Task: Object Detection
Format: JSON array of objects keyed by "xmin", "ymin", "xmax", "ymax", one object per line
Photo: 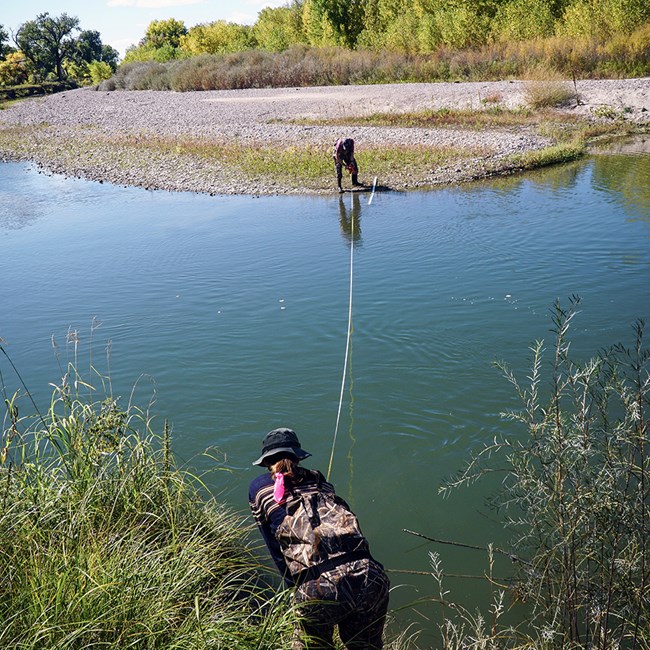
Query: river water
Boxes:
[{"xmin": 1, "ymin": 148, "xmax": 649, "ymax": 634}]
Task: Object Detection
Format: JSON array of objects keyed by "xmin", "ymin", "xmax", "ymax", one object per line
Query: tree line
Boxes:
[
  {"xmin": 0, "ymin": 13, "xmax": 118, "ymax": 87},
  {"xmin": 122, "ymin": 0, "xmax": 648, "ymax": 62},
  {"xmin": 1, "ymin": 0, "xmax": 648, "ymax": 88}
]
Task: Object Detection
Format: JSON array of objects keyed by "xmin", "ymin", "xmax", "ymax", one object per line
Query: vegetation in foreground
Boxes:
[
  {"xmin": 2, "ymin": 298, "xmax": 648, "ymax": 649},
  {"xmin": 435, "ymin": 299, "xmax": 650, "ymax": 649},
  {"xmin": 0, "ymin": 347, "xmax": 298, "ymax": 648},
  {"xmin": 0, "ymin": 336, "xmax": 417, "ymax": 649}
]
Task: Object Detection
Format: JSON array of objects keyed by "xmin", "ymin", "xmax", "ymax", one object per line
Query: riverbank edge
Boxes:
[
  {"xmin": 1, "ymin": 81, "xmax": 648, "ymax": 196},
  {"xmin": 2, "ymin": 123, "xmax": 644, "ymax": 196}
]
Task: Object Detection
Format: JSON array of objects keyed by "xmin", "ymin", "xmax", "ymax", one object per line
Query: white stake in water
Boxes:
[{"xmin": 368, "ymin": 176, "xmax": 378, "ymax": 205}]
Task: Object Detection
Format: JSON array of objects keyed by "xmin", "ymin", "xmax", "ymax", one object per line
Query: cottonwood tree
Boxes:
[
  {"xmin": 124, "ymin": 18, "xmax": 188, "ymax": 62},
  {"xmin": 180, "ymin": 21, "xmax": 253, "ymax": 55},
  {"xmin": 141, "ymin": 18, "xmax": 187, "ymax": 49},
  {"xmin": 253, "ymin": 5, "xmax": 305, "ymax": 52},
  {"xmin": 15, "ymin": 13, "xmax": 80, "ymax": 81},
  {"xmin": 303, "ymin": 0, "xmax": 366, "ymax": 47},
  {"xmin": 74, "ymin": 30, "xmax": 119, "ymax": 70},
  {"xmin": 0, "ymin": 24, "xmax": 11, "ymax": 58}
]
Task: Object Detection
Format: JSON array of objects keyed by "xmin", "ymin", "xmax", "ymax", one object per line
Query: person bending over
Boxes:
[
  {"xmin": 249, "ymin": 427, "xmax": 389, "ymax": 649},
  {"xmin": 333, "ymin": 138, "xmax": 362, "ymax": 193}
]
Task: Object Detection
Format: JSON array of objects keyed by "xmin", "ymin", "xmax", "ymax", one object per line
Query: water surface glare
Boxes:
[{"xmin": 2, "ymin": 154, "xmax": 649, "ymax": 627}]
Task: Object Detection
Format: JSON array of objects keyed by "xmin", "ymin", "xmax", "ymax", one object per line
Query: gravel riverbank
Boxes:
[{"xmin": 1, "ymin": 78, "xmax": 648, "ymax": 195}]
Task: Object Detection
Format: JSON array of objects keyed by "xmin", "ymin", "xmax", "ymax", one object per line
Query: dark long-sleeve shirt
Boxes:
[
  {"xmin": 248, "ymin": 469, "xmax": 337, "ymax": 586},
  {"xmin": 333, "ymin": 138, "xmax": 355, "ymax": 164},
  {"xmin": 249, "ymin": 473, "xmax": 292, "ymax": 583}
]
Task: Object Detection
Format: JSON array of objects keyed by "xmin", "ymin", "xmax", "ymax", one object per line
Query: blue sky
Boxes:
[{"xmin": 3, "ymin": 0, "xmax": 288, "ymax": 57}]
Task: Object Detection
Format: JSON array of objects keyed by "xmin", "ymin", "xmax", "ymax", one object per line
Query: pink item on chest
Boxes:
[{"xmin": 273, "ymin": 472, "xmax": 285, "ymax": 503}]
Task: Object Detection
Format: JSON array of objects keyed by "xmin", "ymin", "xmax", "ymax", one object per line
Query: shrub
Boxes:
[
  {"xmin": 522, "ymin": 67, "xmax": 577, "ymax": 108},
  {"xmin": 88, "ymin": 60, "xmax": 113, "ymax": 85},
  {"xmin": 442, "ymin": 299, "xmax": 650, "ymax": 647},
  {"xmin": 100, "ymin": 32, "xmax": 650, "ymax": 93},
  {"xmin": 101, "ymin": 61, "xmax": 171, "ymax": 90}
]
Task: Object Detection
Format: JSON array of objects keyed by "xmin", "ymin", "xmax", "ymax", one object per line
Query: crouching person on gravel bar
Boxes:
[{"xmin": 249, "ymin": 427, "xmax": 390, "ymax": 649}]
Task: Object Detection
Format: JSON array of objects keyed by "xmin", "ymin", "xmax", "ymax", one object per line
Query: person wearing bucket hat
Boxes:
[
  {"xmin": 249, "ymin": 427, "xmax": 389, "ymax": 650},
  {"xmin": 251, "ymin": 427, "xmax": 312, "ymax": 467}
]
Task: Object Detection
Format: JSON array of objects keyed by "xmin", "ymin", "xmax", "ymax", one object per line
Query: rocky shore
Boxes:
[{"xmin": 1, "ymin": 78, "xmax": 648, "ymax": 195}]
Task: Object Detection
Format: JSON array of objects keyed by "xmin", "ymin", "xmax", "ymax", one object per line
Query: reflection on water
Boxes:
[
  {"xmin": 478, "ymin": 157, "xmax": 585, "ymax": 196},
  {"xmin": 591, "ymin": 153, "xmax": 650, "ymax": 223},
  {"xmin": 591, "ymin": 134, "xmax": 650, "ymax": 155},
  {"xmin": 338, "ymin": 192, "xmax": 363, "ymax": 245},
  {"xmin": 0, "ymin": 165, "xmax": 43, "ymax": 230}
]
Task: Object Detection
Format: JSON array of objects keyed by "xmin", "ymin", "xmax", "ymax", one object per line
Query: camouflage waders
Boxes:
[{"xmin": 293, "ymin": 557, "xmax": 390, "ymax": 649}]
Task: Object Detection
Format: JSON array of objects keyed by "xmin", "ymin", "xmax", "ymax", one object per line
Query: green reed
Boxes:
[
  {"xmin": 0, "ymin": 338, "xmax": 416, "ymax": 649},
  {"xmin": 0, "ymin": 349, "xmax": 298, "ymax": 649}
]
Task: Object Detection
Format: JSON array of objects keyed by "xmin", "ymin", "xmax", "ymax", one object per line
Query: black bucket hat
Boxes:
[{"xmin": 252, "ymin": 428, "xmax": 312, "ymax": 467}]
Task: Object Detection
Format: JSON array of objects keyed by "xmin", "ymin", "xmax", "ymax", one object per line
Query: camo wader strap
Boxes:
[{"xmin": 291, "ymin": 549, "xmax": 372, "ymax": 587}]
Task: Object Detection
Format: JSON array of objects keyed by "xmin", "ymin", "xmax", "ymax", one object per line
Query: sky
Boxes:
[{"xmin": 2, "ymin": 0, "xmax": 288, "ymax": 58}]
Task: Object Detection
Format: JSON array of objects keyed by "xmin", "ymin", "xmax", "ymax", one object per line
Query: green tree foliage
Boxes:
[
  {"xmin": 123, "ymin": 18, "xmax": 188, "ymax": 63},
  {"xmin": 491, "ymin": 0, "xmax": 556, "ymax": 40},
  {"xmin": 74, "ymin": 30, "xmax": 119, "ymax": 70},
  {"xmin": 180, "ymin": 21, "xmax": 253, "ymax": 55},
  {"xmin": 360, "ymin": 0, "xmax": 496, "ymax": 51},
  {"xmin": 142, "ymin": 18, "xmax": 188, "ymax": 49},
  {"xmin": 302, "ymin": 0, "xmax": 366, "ymax": 47},
  {"xmin": 74, "ymin": 29, "xmax": 104, "ymax": 65},
  {"xmin": 559, "ymin": 0, "xmax": 650, "ymax": 39},
  {"xmin": 87, "ymin": 60, "xmax": 114, "ymax": 84},
  {"xmin": 0, "ymin": 24, "xmax": 12, "ymax": 58},
  {"xmin": 435, "ymin": 4, "xmax": 491, "ymax": 48},
  {"xmin": 15, "ymin": 12, "xmax": 80, "ymax": 82},
  {"xmin": 253, "ymin": 4, "xmax": 305, "ymax": 51},
  {"xmin": 0, "ymin": 51, "xmax": 29, "ymax": 86},
  {"xmin": 123, "ymin": 43, "xmax": 179, "ymax": 64},
  {"xmin": 115, "ymin": 0, "xmax": 648, "ymax": 68},
  {"xmin": 301, "ymin": 0, "xmax": 336, "ymax": 45},
  {"xmin": 65, "ymin": 30, "xmax": 120, "ymax": 83}
]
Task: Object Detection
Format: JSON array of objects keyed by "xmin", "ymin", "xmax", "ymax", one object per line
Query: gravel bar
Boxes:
[{"xmin": 1, "ymin": 78, "xmax": 648, "ymax": 195}]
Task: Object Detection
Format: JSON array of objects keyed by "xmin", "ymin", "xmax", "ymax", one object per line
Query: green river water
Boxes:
[{"xmin": 1, "ymin": 146, "xmax": 649, "ymax": 636}]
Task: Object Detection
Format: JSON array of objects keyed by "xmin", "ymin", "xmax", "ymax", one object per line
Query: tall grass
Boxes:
[
  {"xmin": 0, "ymin": 338, "xmax": 418, "ymax": 649},
  {"xmin": 522, "ymin": 67, "xmax": 577, "ymax": 109},
  {"xmin": 0, "ymin": 346, "xmax": 297, "ymax": 649},
  {"xmin": 99, "ymin": 26, "xmax": 650, "ymax": 92}
]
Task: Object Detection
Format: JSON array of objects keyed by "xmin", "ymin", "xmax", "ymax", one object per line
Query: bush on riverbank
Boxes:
[
  {"xmin": 0, "ymin": 353, "xmax": 295, "ymax": 649},
  {"xmin": 100, "ymin": 26, "xmax": 650, "ymax": 92},
  {"xmin": 438, "ymin": 299, "xmax": 650, "ymax": 648}
]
